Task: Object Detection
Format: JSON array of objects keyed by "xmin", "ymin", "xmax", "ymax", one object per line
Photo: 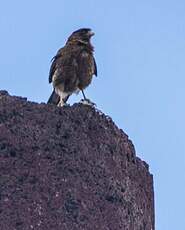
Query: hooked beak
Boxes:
[{"xmin": 88, "ymin": 30, "xmax": 95, "ymax": 37}]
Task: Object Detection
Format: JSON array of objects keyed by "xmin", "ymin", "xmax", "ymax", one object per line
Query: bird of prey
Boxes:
[{"xmin": 47, "ymin": 28, "xmax": 97, "ymax": 106}]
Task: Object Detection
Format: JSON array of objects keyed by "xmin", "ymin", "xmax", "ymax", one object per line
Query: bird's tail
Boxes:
[{"xmin": 47, "ymin": 90, "xmax": 60, "ymax": 105}]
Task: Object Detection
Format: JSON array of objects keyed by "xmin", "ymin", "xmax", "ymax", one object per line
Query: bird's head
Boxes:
[{"xmin": 67, "ymin": 28, "xmax": 95, "ymax": 44}]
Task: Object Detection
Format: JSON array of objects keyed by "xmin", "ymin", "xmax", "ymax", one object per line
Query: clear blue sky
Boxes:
[{"xmin": 1, "ymin": 1, "xmax": 184, "ymax": 229}]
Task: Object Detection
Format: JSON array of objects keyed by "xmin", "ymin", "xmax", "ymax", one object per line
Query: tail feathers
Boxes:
[{"xmin": 47, "ymin": 90, "xmax": 60, "ymax": 105}]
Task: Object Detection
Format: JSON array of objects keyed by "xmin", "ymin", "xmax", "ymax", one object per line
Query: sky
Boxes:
[{"xmin": 0, "ymin": 0, "xmax": 185, "ymax": 229}]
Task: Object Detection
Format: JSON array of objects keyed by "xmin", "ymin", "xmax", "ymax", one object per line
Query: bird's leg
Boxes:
[
  {"xmin": 81, "ymin": 90, "xmax": 87, "ymax": 100},
  {"xmin": 63, "ymin": 95, "xmax": 70, "ymax": 104},
  {"xmin": 57, "ymin": 93, "xmax": 70, "ymax": 107},
  {"xmin": 57, "ymin": 99, "xmax": 65, "ymax": 107}
]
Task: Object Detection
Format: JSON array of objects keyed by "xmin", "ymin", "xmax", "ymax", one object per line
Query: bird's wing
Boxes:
[
  {"xmin": 48, "ymin": 54, "xmax": 60, "ymax": 83},
  {"xmin": 49, "ymin": 46, "xmax": 81, "ymax": 92},
  {"xmin": 77, "ymin": 50, "xmax": 97, "ymax": 78},
  {"xmin": 93, "ymin": 56, "xmax": 97, "ymax": 77},
  {"xmin": 49, "ymin": 48, "xmax": 65, "ymax": 83}
]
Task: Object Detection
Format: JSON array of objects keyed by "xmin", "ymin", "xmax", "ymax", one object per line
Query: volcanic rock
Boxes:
[{"xmin": 0, "ymin": 91, "xmax": 154, "ymax": 230}]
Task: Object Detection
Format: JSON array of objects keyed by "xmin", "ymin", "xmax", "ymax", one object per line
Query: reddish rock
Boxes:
[{"xmin": 0, "ymin": 91, "xmax": 154, "ymax": 230}]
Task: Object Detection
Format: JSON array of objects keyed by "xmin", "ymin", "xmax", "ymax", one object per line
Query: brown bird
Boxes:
[{"xmin": 47, "ymin": 28, "xmax": 97, "ymax": 106}]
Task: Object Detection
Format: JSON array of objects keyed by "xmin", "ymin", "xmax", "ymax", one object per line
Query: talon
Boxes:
[{"xmin": 80, "ymin": 99, "xmax": 96, "ymax": 107}]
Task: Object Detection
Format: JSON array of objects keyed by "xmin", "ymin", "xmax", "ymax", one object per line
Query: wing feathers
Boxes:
[
  {"xmin": 49, "ymin": 55, "xmax": 60, "ymax": 83},
  {"xmin": 49, "ymin": 45, "xmax": 97, "ymax": 92},
  {"xmin": 93, "ymin": 57, "xmax": 97, "ymax": 76}
]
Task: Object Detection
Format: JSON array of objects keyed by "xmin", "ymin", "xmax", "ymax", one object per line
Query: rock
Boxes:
[{"xmin": 0, "ymin": 91, "xmax": 155, "ymax": 230}]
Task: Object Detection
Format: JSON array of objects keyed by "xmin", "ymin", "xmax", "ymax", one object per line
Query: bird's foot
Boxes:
[
  {"xmin": 80, "ymin": 99, "xmax": 96, "ymax": 107},
  {"xmin": 57, "ymin": 101, "xmax": 70, "ymax": 107},
  {"xmin": 63, "ymin": 103, "xmax": 70, "ymax": 107}
]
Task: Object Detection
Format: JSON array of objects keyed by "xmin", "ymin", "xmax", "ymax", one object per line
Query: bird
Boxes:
[{"xmin": 47, "ymin": 28, "xmax": 97, "ymax": 106}]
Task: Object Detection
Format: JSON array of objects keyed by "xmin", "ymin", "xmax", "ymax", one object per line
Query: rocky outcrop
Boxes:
[{"xmin": 0, "ymin": 91, "xmax": 154, "ymax": 230}]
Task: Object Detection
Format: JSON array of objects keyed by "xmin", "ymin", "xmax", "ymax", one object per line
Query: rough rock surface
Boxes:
[{"xmin": 0, "ymin": 91, "xmax": 154, "ymax": 230}]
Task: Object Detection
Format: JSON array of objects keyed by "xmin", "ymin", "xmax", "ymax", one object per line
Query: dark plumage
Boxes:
[{"xmin": 47, "ymin": 28, "xmax": 97, "ymax": 106}]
